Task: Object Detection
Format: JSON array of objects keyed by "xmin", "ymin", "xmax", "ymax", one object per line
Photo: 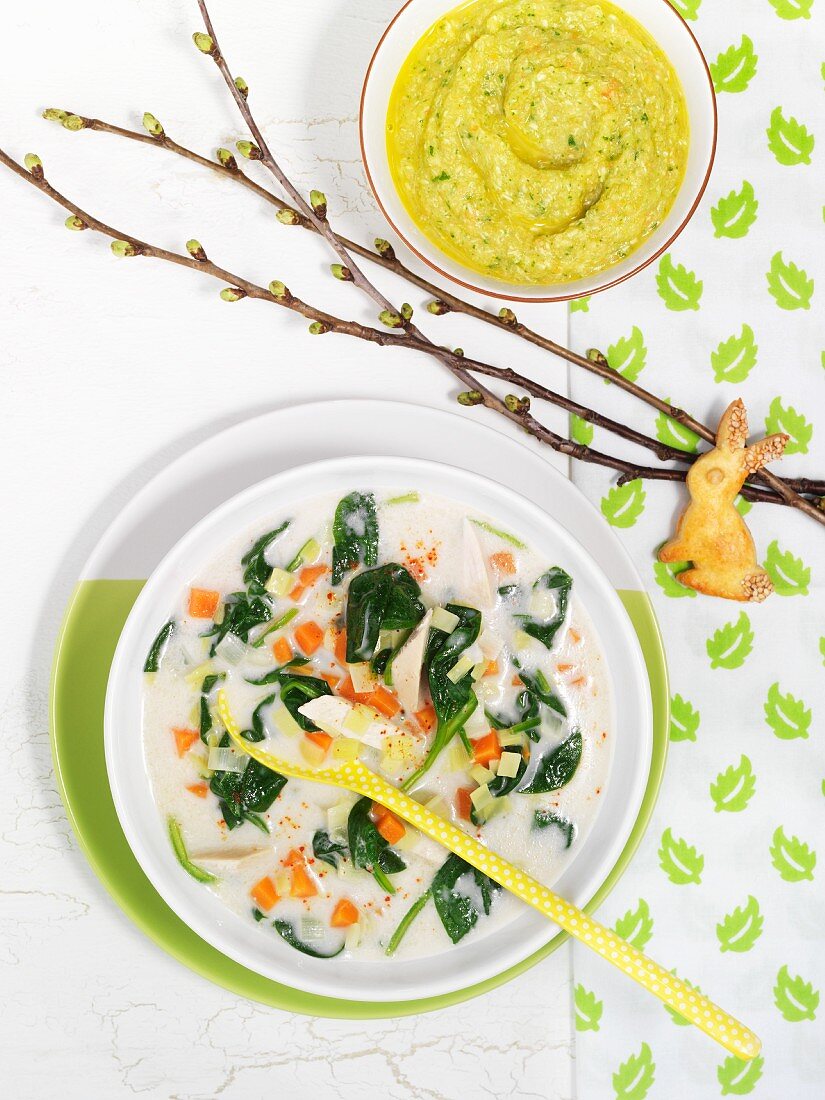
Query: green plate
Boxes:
[{"xmin": 50, "ymin": 577, "xmax": 668, "ymax": 1018}]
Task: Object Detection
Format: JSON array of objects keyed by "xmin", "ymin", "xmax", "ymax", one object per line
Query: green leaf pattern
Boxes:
[{"xmin": 568, "ymin": 5, "xmax": 822, "ymax": 1091}]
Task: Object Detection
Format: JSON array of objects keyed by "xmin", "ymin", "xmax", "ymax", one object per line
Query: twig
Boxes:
[
  {"xmin": 190, "ymin": 1, "xmax": 825, "ymax": 527},
  {"xmin": 56, "ymin": 109, "xmax": 825, "ymax": 505},
  {"xmin": 0, "ymin": 146, "xmax": 797, "ymax": 510}
]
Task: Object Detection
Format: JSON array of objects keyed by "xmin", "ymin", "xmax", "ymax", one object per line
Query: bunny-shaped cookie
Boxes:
[{"xmin": 659, "ymin": 399, "xmax": 788, "ymax": 602}]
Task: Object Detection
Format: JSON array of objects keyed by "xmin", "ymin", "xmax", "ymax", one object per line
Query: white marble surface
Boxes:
[{"xmin": 1, "ymin": 2, "xmax": 577, "ymax": 1096}]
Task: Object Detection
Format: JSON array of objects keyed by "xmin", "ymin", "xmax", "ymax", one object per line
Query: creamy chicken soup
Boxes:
[{"xmin": 142, "ymin": 489, "xmax": 613, "ymax": 960}]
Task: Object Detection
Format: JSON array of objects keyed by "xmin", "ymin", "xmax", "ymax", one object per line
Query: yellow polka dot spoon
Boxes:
[{"xmin": 219, "ymin": 692, "xmax": 760, "ymax": 1060}]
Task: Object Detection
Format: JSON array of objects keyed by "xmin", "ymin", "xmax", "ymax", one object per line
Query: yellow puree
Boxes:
[{"xmin": 387, "ymin": 0, "xmax": 689, "ymax": 285}]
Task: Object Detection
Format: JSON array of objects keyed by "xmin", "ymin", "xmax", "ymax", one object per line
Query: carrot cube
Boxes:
[
  {"xmin": 455, "ymin": 787, "xmax": 474, "ymax": 822},
  {"xmin": 299, "ymin": 564, "xmax": 328, "ymax": 587},
  {"xmin": 484, "ymin": 661, "xmax": 499, "ymax": 678},
  {"xmin": 376, "ymin": 811, "xmax": 406, "ymax": 846},
  {"xmin": 367, "ymin": 686, "xmax": 401, "ymax": 719},
  {"xmin": 472, "ymin": 731, "xmax": 502, "ymax": 766},
  {"xmin": 294, "ymin": 620, "xmax": 324, "ymax": 655},
  {"xmin": 334, "ymin": 629, "xmax": 348, "ymax": 666},
  {"xmin": 290, "ymin": 862, "xmax": 318, "ymax": 898},
  {"xmin": 186, "ymin": 782, "xmax": 209, "ymax": 798},
  {"xmin": 319, "ymin": 671, "xmax": 340, "ymax": 690},
  {"xmin": 251, "ymin": 875, "xmax": 279, "ymax": 911},
  {"xmin": 414, "ymin": 704, "xmax": 436, "ymax": 733},
  {"xmin": 172, "ymin": 727, "xmax": 199, "ymax": 757},
  {"xmin": 330, "ymin": 898, "xmax": 359, "ymax": 927},
  {"xmin": 188, "ymin": 587, "xmax": 220, "ymax": 618},
  {"xmin": 490, "ymin": 551, "xmax": 516, "ymax": 574},
  {"xmin": 272, "ymin": 636, "xmax": 293, "ymax": 665},
  {"xmin": 304, "ymin": 730, "xmax": 333, "ymax": 754}
]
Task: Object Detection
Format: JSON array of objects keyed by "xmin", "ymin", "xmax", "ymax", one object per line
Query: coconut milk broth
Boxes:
[{"xmin": 142, "ymin": 489, "xmax": 613, "ymax": 959}]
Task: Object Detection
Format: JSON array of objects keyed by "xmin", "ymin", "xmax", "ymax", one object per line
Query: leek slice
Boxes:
[{"xmin": 167, "ymin": 817, "xmax": 217, "ymax": 884}]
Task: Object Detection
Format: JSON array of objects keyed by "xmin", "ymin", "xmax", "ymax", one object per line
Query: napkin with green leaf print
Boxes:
[{"xmin": 567, "ymin": 2, "xmax": 823, "ymax": 1096}]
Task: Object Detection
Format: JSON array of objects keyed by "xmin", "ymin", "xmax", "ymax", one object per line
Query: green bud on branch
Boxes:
[
  {"xmin": 586, "ymin": 347, "xmax": 609, "ymax": 368},
  {"xmin": 142, "ymin": 112, "xmax": 164, "ymax": 138},
  {"xmin": 186, "ymin": 239, "xmax": 207, "ymax": 261},
  {"xmin": 216, "ymin": 147, "xmax": 237, "ymax": 170},
  {"xmin": 111, "ymin": 240, "xmax": 141, "ymax": 258},
  {"xmin": 268, "ymin": 280, "xmax": 292, "ymax": 302},
  {"xmin": 65, "ymin": 215, "xmax": 86, "ymax": 231},
  {"xmin": 374, "ymin": 238, "xmax": 395, "ymax": 261},
  {"xmin": 309, "ymin": 321, "xmax": 330, "ymax": 335},
  {"xmin": 62, "ymin": 114, "xmax": 86, "ymax": 132},
  {"xmin": 453, "ymin": 347, "xmax": 464, "ymax": 357},
  {"xmin": 426, "ymin": 299, "xmax": 451, "ymax": 316},
  {"xmin": 457, "ymin": 390, "xmax": 484, "ymax": 407},
  {"xmin": 220, "ymin": 287, "xmax": 246, "ymax": 302},
  {"xmin": 24, "ymin": 153, "xmax": 44, "ymax": 180},
  {"xmin": 378, "ymin": 310, "xmax": 403, "ymax": 329},
  {"xmin": 498, "ymin": 307, "xmax": 518, "ymax": 327},
  {"xmin": 236, "ymin": 140, "xmax": 261, "ymax": 161},
  {"xmin": 309, "ymin": 190, "xmax": 327, "ymax": 220},
  {"xmin": 504, "ymin": 394, "xmax": 531, "ymax": 415},
  {"xmin": 234, "ymin": 76, "xmax": 249, "ymax": 100},
  {"xmin": 42, "ymin": 108, "xmax": 69, "ymax": 123},
  {"xmin": 276, "ymin": 207, "xmax": 301, "ymax": 226},
  {"xmin": 330, "ymin": 264, "xmax": 352, "ymax": 282},
  {"xmin": 400, "ymin": 303, "xmax": 413, "ymax": 321},
  {"xmin": 192, "ymin": 32, "xmax": 215, "ymax": 54}
]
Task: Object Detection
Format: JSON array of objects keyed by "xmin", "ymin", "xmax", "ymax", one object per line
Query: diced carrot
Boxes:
[
  {"xmin": 250, "ymin": 875, "xmax": 279, "ymax": 911},
  {"xmin": 512, "ymin": 675, "xmax": 522, "ymax": 687},
  {"xmin": 294, "ymin": 620, "xmax": 324, "ymax": 655},
  {"xmin": 456, "ymin": 787, "xmax": 474, "ymax": 822},
  {"xmin": 186, "ymin": 782, "xmax": 209, "ymax": 798},
  {"xmin": 188, "ymin": 587, "xmax": 220, "ymax": 618},
  {"xmin": 570, "ymin": 676, "xmax": 587, "ymax": 687},
  {"xmin": 305, "ymin": 730, "xmax": 333, "ymax": 754},
  {"xmin": 330, "ymin": 898, "xmax": 359, "ymax": 927},
  {"xmin": 272, "ymin": 636, "xmax": 293, "ymax": 665},
  {"xmin": 172, "ymin": 727, "xmax": 199, "ymax": 757},
  {"xmin": 288, "ymin": 583, "xmax": 306, "ymax": 602},
  {"xmin": 299, "ymin": 564, "xmax": 328, "ymax": 587},
  {"xmin": 334, "ymin": 629, "xmax": 348, "ymax": 665},
  {"xmin": 484, "ymin": 660, "xmax": 499, "ymax": 678},
  {"xmin": 337, "ymin": 674, "xmax": 357, "ymax": 702},
  {"xmin": 472, "ymin": 731, "xmax": 502, "ymax": 766},
  {"xmin": 367, "ymin": 686, "xmax": 401, "ymax": 719},
  {"xmin": 284, "ymin": 848, "xmax": 304, "ymax": 866},
  {"xmin": 371, "ymin": 802, "xmax": 389, "ymax": 823},
  {"xmin": 376, "ymin": 811, "xmax": 406, "ymax": 846},
  {"xmin": 557, "ymin": 663, "xmax": 574, "ymax": 673},
  {"xmin": 414, "ymin": 704, "xmax": 436, "ymax": 732},
  {"xmin": 319, "ymin": 670, "xmax": 340, "ymax": 690},
  {"xmin": 490, "ymin": 551, "xmax": 516, "ymax": 574},
  {"xmin": 290, "ymin": 862, "xmax": 318, "ymax": 898},
  {"xmin": 569, "ymin": 628, "xmax": 582, "ymax": 644}
]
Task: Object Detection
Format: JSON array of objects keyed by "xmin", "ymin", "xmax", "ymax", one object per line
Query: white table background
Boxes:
[{"xmin": 1, "ymin": 1, "xmax": 579, "ymax": 1096}]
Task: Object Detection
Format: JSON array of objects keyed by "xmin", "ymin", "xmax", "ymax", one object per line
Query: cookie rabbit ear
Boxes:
[
  {"xmin": 744, "ymin": 433, "xmax": 789, "ymax": 474},
  {"xmin": 715, "ymin": 399, "xmax": 749, "ymax": 452}
]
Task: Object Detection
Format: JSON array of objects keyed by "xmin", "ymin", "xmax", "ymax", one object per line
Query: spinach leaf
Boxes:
[
  {"xmin": 244, "ymin": 655, "xmax": 309, "ymax": 685},
  {"xmin": 144, "ymin": 619, "xmax": 175, "ymax": 673},
  {"xmin": 345, "ymin": 563, "xmax": 425, "ymax": 663},
  {"xmin": 199, "ymin": 672, "xmax": 226, "ymax": 743},
  {"xmin": 534, "ymin": 809, "xmax": 576, "ymax": 848},
  {"xmin": 431, "ymin": 853, "xmax": 501, "ymax": 944},
  {"xmin": 516, "ymin": 567, "xmax": 572, "ymax": 651},
  {"xmin": 209, "ymin": 726, "xmax": 286, "ymax": 829},
  {"xmin": 518, "ymin": 668, "xmax": 567, "ymax": 718},
  {"xmin": 347, "ymin": 796, "xmax": 406, "ymax": 894},
  {"xmin": 241, "ymin": 521, "xmax": 289, "ymax": 594},
  {"xmin": 312, "ymin": 829, "xmax": 348, "ymax": 870},
  {"xmin": 518, "ymin": 728, "xmax": 582, "ymax": 795},
  {"xmin": 272, "ymin": 919, "xmax": 344, "ymax": 958},
  {"xmin": 402, "ymin": 604, "xmax": 481, "ymax": 789},
  {"xmin": 203, "ymin": 591, "xmax": 272, "ymax": 655},
  {"xmin": 331, "ymin": 491, "xmax": 378, "ymax": 585},
  {"xmin": 277, "ymin": 674, "xmax": 332, "ymax": 731}
]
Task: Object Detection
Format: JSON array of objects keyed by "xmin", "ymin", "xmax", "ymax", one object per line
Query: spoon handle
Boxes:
[{"xmin": 349, "ymin": 762, "xmax": 761, "ymax": 1062}]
